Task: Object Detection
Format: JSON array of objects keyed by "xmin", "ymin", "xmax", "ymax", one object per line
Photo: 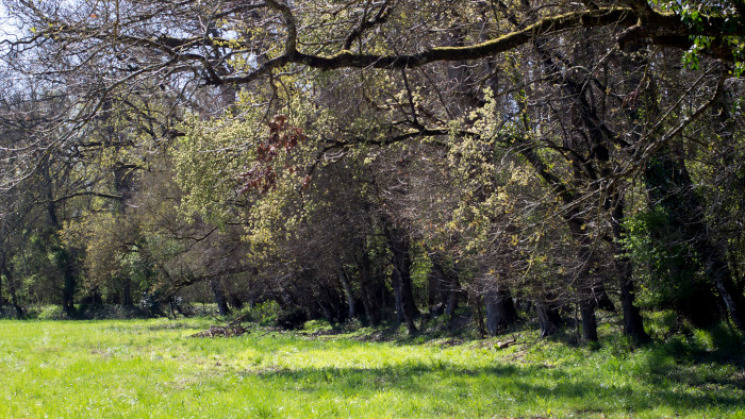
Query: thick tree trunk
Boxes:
[
  {"xmin": 580, "ymin": 299, "xmax": 598, "ymax": 343},
  {"xmin": 618, "ymin": 257, "xmax": 650, "ymax": 342},
  {"xmin": 536, "ymin": 300, "xmax": 561, "ymax": 338},
  {"xmin": 484, "ymin": 286, "xmax": 518, "ymax": 336},
  {"xmin": 210, "ymin": 278, "xmax": 230, "ymax": 316}
]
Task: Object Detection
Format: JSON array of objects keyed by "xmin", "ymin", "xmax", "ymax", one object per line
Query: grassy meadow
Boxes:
[{"xmin": 0, "ymin": 318, "xmax": 744, "ymax": 418}]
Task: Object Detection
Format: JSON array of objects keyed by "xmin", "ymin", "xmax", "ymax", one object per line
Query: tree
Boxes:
[{"xmin": 2, "ymin": 0, "xmax": 744, "ymax": 338}]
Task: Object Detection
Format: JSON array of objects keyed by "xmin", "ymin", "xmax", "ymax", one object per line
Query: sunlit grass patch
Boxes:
[{"xmin": 0, "ymin": 318, "xmax": 743, "ymax": 417}]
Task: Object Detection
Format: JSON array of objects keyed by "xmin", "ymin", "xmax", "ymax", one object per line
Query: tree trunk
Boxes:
[
  {"xmin": 210, "ymin": 278, "xmax": 230, "ymax": 316},
  {"xmin": 0, "ymin": 264, "xmax": 3, "ymax": 315},
  {"xmin": 384, "ymin": 218, "xmax": 419, "ymax": 334},
  {"xmin": 618, "ymin": 257, "xmax": 650, "ymax": 342},
  {"xmin": 446, "ymin": 282, "xmax": 459, "ymax": 317},
  {"xmin": 427, "ymin": 268, "xmax": 443, "ymax": 316},
  {"xmin": 390, "ymin": 263, "xmax": 417, "ymax": 334},
  {"xmin": 337, "ymin": 264, "xmax": 356, "ymax": 320},
  {"xmin": 358, "ymin": 250, "xmax": 382, "ymax": 326},
  {"xmin": 710, "ymin": 255, "xmax": 745, "ymax": 332},
  {"xmin": 391, "ymin": 270, "xmax": 405, "ymax": 324},
  {"xmin": 431, "ymin": 254, "xmax": 460, "ymax": 317},
  {"xmin": 580, "ymin": 299, "xmax": 598, "ymax": 343},
  {"xmin": 485, "ymin": 286, "xmax": 518, "ymax": 336},
  {"xmin": 474, "ymin": 294, "xmax": 487, "ymax": 338},
  {"xmin": 59, "ymin": 249, "xmax": 77, "ymax": 318},
  {"xmin": 121, "ymin": 277, "xmax": 134, "ymax": 307},
  {"xmin": 536, "ymin": 300, "xmax": 561, "ymax": 338},
  {"xmin": 0, "ymin": 254, "xmax": 24, "ymax": 319},
  {"xmin": 612, "ymin": 203, "xmax": 650, "ymax": 343}
]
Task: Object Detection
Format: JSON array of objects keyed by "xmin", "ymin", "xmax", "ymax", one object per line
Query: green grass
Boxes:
[{"xmin": 0, "ymin": 318, "xmax": 743, "ymax": 418}]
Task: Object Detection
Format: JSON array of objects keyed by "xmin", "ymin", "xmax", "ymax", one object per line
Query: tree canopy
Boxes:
[{"xmin": 0, "ymin": 0, "xmax": 744, "ymax": 343}]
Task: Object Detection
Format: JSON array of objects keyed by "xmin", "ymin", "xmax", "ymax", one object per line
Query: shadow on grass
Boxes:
[{"xmin": 234, "ymin": 358, "xmax": 744, "ymax": 415}]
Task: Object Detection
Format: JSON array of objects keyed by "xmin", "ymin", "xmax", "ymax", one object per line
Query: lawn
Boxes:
[{"xmin": 0, "ymin": 318, "xmax": 743, "ymax": 418}]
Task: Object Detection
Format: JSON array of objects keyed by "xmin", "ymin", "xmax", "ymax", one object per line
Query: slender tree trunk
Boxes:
[
  {"xmin": 431, "ymin": 254, "xmax": 460, "ymax": 317},
  {"xmin": 337, "ymin": 264, "xmax": 356, "ymax": 320},
  {"xmin": 612, "ymin": 203, "xmax": 650, "ymax": 343},
  {"xmin": 391, "ymin": 269, "xmax": 405, "ymax": 323},
  {"xmin": 709, "ymin": 253, "xmax": 745, "ymax": 332},
  {"xmin": 59, "ymin": 249, "xmax": 77, "ymax": 318},
  {"xmin": 427, "ymin": 269, "xmax": 442, "ymax": 316},
  {"xmin": 0, "ymin": 255, "xmax": 23, "ymax": 319},
  {"xmin": 474, "ymin": 294, "xmax": 487, "ymax": 337},
  {"xmin": 390, "ymin": 264, "xmax": 417, "ymax": 333},
  {"xmin": 121, "ymin": 277, "xmax": 134, "ymax": 307},
  {"xmin": 0, "ymin": 264, "xmax": 3, "ymax": 315},
  {"xmin": 446, "ymin": 282, "xmax": 459, "ymax": 317},
  {"xmin": 383, "ymin": 218, "xmax": 419, "ymax": 334},
  {"xmin": 358, "ymin": 250, "xmax": 381, "ymax": 326},
  {"xmin": 572, "ymin": 224, "xmax": 600, "ymax": 343}
]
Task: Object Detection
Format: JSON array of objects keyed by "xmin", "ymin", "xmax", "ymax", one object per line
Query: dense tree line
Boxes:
[{"xmin": 1, "ymin": 0, "xmax": 744, "ymax": 343}]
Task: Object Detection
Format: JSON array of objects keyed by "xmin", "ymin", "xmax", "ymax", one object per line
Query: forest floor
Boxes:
[{"xmin": 0, "ymin": 317, "xmax": 743, "ymax": 418}]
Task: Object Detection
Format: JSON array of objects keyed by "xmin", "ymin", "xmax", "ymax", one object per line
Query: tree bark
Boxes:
[
  {"xmin": 485, "ymin": 286, "xmax": 518, "ymax": 336},
  {"xmin": 121, "ymin": 277, "xmax": 134, "ymax": 307},
  {"xmin": 0, "ymin": 263, "xmax": 3, "ymax": 314},
  {"xmin": 59, "ymin": 249, "xmax": 77, "ymax": 318},
  {"xmin": 337, "ymin": 264, "xmax": 356, "ymax": 320},
  {"xmin": 536, "ymin": 299, "xmax": 561, "ymax": 338},
  {"xmin": 210, "ymin": 278, "xmax": 230, "ymax": 316},
  {"xmin": 580, "ymin": 299, "xmax": 598, "ymax": 343},
  {"xmin": 357, "ymin": 248, "xmax": 383, "ymax": 326},
  {"xmin": 0, "ymin": 254, "xmax": 24, "ymax": 319},
  {"xmin": 430, "ymin": 254, "xmax": 460, "ymax": 317},
  {"xmin": 383, "ymin": 218, "xmax": 419, "ymax": 334},
  {"xmin": 612, "ymin": 203, "xmax": 650, "ymax": 343}
]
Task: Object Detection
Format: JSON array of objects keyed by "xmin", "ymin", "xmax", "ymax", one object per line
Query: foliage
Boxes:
[
  {"xmin": 2, "ymin": 0, "xmax": 745, "ymax": 342},
  {"xmin": 621, "ymin": 208, "xmax": 702, "ymax": 308}
]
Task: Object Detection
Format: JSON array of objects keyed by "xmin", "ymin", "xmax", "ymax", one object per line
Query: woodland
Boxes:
[{"xmin": 1, "ymin": 0, "xmax": 745, "ymax": 348}]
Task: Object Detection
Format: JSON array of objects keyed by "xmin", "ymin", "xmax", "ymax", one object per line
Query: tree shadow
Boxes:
[{"xmin": 232, "ymin": 357, "xmax": 745, "ymax": 415}]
